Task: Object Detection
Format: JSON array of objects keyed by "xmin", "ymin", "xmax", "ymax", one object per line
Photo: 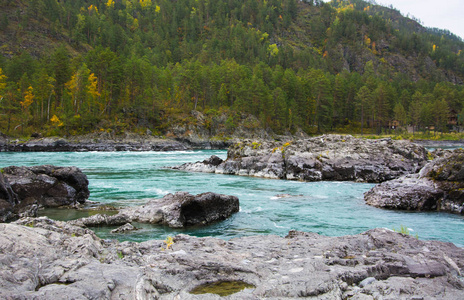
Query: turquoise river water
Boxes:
[{"xmin": 1, "ymin": 150, "xmax": 463, "ymax": 246}]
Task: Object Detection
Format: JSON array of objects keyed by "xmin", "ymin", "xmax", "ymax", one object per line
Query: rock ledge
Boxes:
[
  {"xmin": 1, "ymin": 218, "xmax": 463, "ymax": 299},
  {"xmin": 365, "ymin": 149, "xmax": 464, "ymax": 213}
]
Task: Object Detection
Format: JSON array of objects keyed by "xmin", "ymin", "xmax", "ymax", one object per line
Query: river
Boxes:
[{"xmin": 1, "ymin": 150, "xmax": 463, "ymax": 246}]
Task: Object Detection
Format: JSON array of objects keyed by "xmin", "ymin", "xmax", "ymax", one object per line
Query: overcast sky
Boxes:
[{"xmin": 322, "ymin": 0, "xmax": 464, "ymax": 40}]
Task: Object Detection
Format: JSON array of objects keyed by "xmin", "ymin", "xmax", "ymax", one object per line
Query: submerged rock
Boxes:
[
  {"xmin": 174, "ymin": 135, "xmax": 428, "ymax": 183},
  {"xmin": 0, "ymin": 165, "xmax": 89, "ymax": 222},
  {"xmin": 365, "ymin": 149, "xmax": 464, "ymax": 213},
  {"xmin": 72, "ymin": 192, "xmax": 240, "ymax": 228},
  {"xmin": 2, "ymin": 218, "xmax": 463, "ymax": 299}
]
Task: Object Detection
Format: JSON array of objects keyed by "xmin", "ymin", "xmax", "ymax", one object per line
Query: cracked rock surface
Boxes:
[{"xmin": 1, "ymin": 217, "xmax": 463, "ymax": 299}]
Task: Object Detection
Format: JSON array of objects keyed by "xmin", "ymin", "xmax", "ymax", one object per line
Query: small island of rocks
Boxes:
[{"xmin": 174, "ymin": 135, "xmax": 429, "ymax": 183}]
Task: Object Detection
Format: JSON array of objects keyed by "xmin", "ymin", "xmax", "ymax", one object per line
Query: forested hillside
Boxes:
[{"xmin": 0, "ymin": 0, "xmax": 463, "ymax": 137}]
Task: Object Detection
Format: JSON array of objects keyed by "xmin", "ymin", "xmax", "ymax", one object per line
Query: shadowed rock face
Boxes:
[
  {"xmin": 365, "ymin": 149, "xmax": 464, "ymax": 213},
  {"xmin": 174, "ymin": 135, "xmax": 429, "ymax": 183},
  {"xmin": 0, "ymin": 165, "xmax": 89, "ymax": 222},
  {"xmin": 2, "ymin": 217, "xmax": 464, "ymax": 299},
  {"xmin": 71, "ymin": 192, "xmax": 240, "ymax": 228}
]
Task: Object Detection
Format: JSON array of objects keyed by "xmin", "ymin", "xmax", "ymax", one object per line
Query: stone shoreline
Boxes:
[
  {"xmin": 0, "ymin": 133, "xmax": 231, "ymax": 152},
  {"xmin": 1, "ymin": 217, "xmax": 463, "ymax": 299},
  {"xmin": 1, "ymin": 133, "xmax": 462, "ymax": 153}
]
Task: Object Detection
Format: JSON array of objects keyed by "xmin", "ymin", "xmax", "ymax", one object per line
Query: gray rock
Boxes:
[
  {"xmin": 1, "ymin": 219, "xmax": 463, "ymax": 299},
  {"xmin": 72, "ymin": 192, "xmax": 240, "ymax": 228},
  {"xmin": 0, "ymin": 165, "xmax": 90, "ymax": 222},
  {"xmin": 358, "ymin": 277, "xmax": 376, "ymax": 288},
  {"xmin": 111, "ymin": 223, "xmax": 139, "ymax": 233},
  {"xmin": 71, "ymin": 213, "xmax": 132, "ymax": 227},
  {"xmin": 365, "ymin": 149, "xmax": 464, "ymax": 213},
  {"xmin": 0, "ymin": 134, "xmax": 192, "ymax": 152},
  {"xmin": 174, "ymin": 135, "xmax": 428, "ymax": 183}
]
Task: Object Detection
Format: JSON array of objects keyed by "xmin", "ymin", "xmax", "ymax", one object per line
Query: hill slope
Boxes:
[{"xmin": 0, "ymin": 0, "xmax": 463, "ymax": 138}]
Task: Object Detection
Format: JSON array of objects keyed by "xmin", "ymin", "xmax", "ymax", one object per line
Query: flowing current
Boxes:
[{"xmin": 1, "ymin": 150, "xmax": 463, "ymax": 246}]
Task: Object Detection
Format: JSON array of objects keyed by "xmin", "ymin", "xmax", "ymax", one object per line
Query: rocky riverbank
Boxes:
[
  {"xmin": 0, "ymin": 165, "xmax": 89, "ymax": 222},
  {"xmin": 174, "ymin": 135, "xmax": 429, "ymax": 183},
  {"xmin": 1, "ymin": 217, "xmax": 463, "ymax": 299},
  {"xmin": 365, "ymin": 149, "xmax": 464, "ymax": 214},
  {"xmin": 0, "ymin": 132, "xmax": 231, "ymax": 152}
]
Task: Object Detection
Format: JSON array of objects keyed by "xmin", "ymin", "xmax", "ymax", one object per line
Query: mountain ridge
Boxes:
[{"xmin": 0, "ymin": 0, "xmax": 462, "ymax": 137}]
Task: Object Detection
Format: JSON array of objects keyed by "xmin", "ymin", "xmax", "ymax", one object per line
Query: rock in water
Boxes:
[
  {"xmin": 0, "ymin": 165, "xmax": 89, "ymax": 222},
  {"xmin": 2, "ymin": 218, "xmax": 464, "ymax": 299},
  {"xmin": 365, "ymin": 149, "xmax": 464, "ymax": 213},
  {"xmin": 110, "ymin": 223, "xmax": 139, "ymax": 233},
  {"xmin": 174, "ymin": 135, "xmax": 428, "ymax": 183},
  {"xmin": 72, "ymin": 192, "xmax": 240, "ymax": 228}
]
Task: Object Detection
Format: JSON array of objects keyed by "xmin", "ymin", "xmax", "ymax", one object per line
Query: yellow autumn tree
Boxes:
[
  {"xmin": 88, "ymin": 73, "xmax": 100, "ymax": 98},
  {"xmin": 87, "ymin": 72, "xmax": 101, "ymax": 114},
  {"xmin": 66, "ymin": 65, "xmax": 91, "ymax": 114},
  {"xmin": 88, "ymin": 5, "xmax": 98, "ymax": 15},
  {"xmin": 364, "ymin": 35, "xmax": 371, "ymax": 46},
  {"xmin": 140, "ymin": 0, "xmax": 152, "ymax": 9},
  {"xmin": 21, "ymin": 86, "xmax": 34, "ymax": 112},
  {"xmin": 0, "ymin": 68, "xmax": 6, "ymax": 100},
  {"xmin": 268, "ymin": 44, "xmax": 279, "ymax": 57},
  {"xmin": 50, "ymin": 114, "xmax": 64, "ymax": 127},
  {"xmin": 20, "ymin": 86, "xmax": 34, "ymax": 128},
  {"xmin": 132, "ymin": 18, "xmax": 139, "ymax": 31},
  {"xmin": 66, "ymin": 65, "xmax": 102, "ymax": 117},
  {"xmin": 66, "ymin": 73, "xmax": 80, "ymax": 113},
  {"xmin": 106, "ymin": 0, "xmax": 114, "ymax": 8}
]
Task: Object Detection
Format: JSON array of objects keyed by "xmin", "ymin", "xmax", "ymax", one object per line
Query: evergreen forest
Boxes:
[{"xmin": 0, "ymin": 0, "xmax": 463, "ymax": 137}]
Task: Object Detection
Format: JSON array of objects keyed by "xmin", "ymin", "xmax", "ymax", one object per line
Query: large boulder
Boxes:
[
  {"xmin": 72, "ymin": 192, "xmax": 240, "ymax": 228},
  {"xmin": 0, "ymin": 172, "xmax": 20, "ymax": 221},
  {"xmin": 2, "ymin": 217, "xmax": 464, "ymax": 299},
  {"xmin": 365, "ymin": 149, "xmax": 464, "ymax": 213},
  {"xmin": 0, "ymin": 165, "xmax": 89, "ymax": 222},
  {"xmin": 174, "ymin": 135, "xmax": 428, "ymax": 183}
]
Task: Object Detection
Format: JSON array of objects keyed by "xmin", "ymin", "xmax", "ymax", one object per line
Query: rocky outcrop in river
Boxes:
[
  {"xmin": 174, "ymin": 135, "xmax": 429, "ymax": 183},
  {"xmin": 0, "ymin": 165, "xmax": 89, "ymax": 222},
  {"xmin": 71, "ymin": 192, "xmax": 240, "ymax": 228},
  {"xmin": 365, "ymin": 149, "xmax": 464, "ymax": 213},
  {"xmin": 2, "ymin": 217, "xmax": 463, "ymax": 299}
]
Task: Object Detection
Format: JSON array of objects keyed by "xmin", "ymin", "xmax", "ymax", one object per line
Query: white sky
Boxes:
[
  {"xmin": 377, "ymin": 0, "xmax": 463, "ymax": 39},
  {"xmin": 322, "ymin": 0, "xmax": 464, "ymax": 40}
]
